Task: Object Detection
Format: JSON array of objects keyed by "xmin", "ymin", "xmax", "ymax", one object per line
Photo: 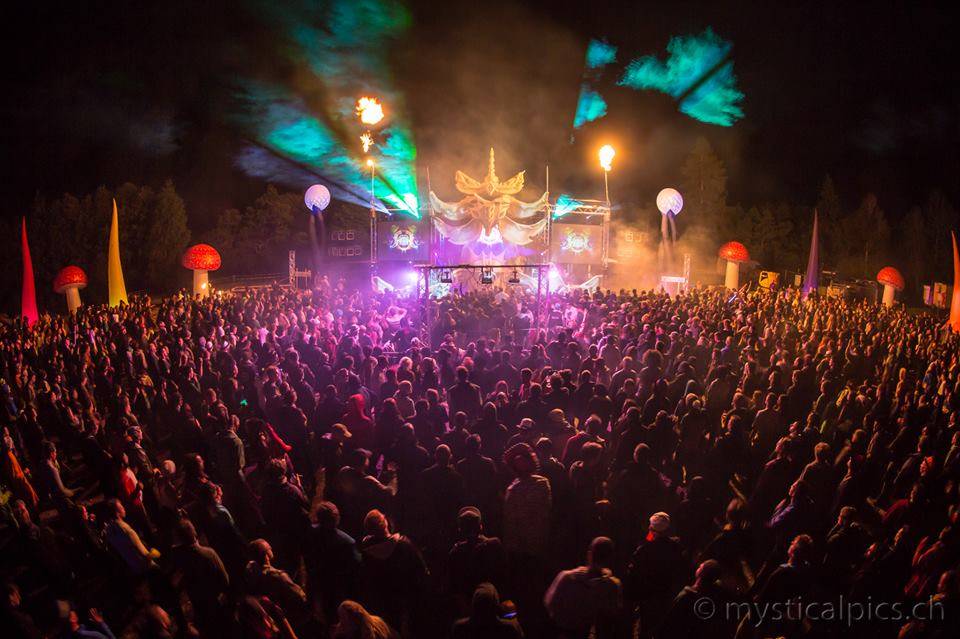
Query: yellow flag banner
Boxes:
[{"xmin": 108, "ymin": 199, "xmax": 128, "ymax": 306}]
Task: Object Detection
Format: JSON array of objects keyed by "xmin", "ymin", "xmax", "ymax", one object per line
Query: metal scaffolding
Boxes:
[{"xmin": 414, "ymin": 263, "xmax": 554, "ymax": 347}]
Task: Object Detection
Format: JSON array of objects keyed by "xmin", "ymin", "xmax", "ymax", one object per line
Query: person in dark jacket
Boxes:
[
  {"xmin": 656, "ymin": 559, "xmax": 734, "ymax": 639},
  {"xmin": 626, "ymin": 512, "xmax": 689, "ymax": 635},
  {"xmin": 456, "ymin": 435, "xmax": 500, "ymax": 526},
  {"xmin": 167, "ymin": 518, "xmax": 230, "ymax": 637},
  {"xmin": 245, "ymin": 538, "xmax": 310, "ymax": 632},
  {"xmin": 306, "ymin": 501, "xmax": 361, "ymax": 624},
  {"xmin": 452, "ymin": 582, "xmax": 523, "ymax": 639},
  {"xmin": 1, "ymin": 582, "xmax": 42, "ymax": 639},
  {"xmin": 358, "ymin": 509, "xmax": 430, "ymax": 633},
  {"xmin": 259, "ymin": 459, "xmax": 311, "ymax": 572},
  {"xmin": 544, "ymin": 536, "xmax": 622, "ymax": 639},
  {"xmin": 419, "ymin": 444, "xmax": 466, "ymax": 553},
  {"xmin": 448, "ymin": 366, "xmax": 483, "ymax": 422},
  {"xmin": 608, "ymin": 444, "xmax": 669, "ymax": 548},
  {"xmin": 448, "ymin": 507, "xmax": 508, "ymax": 611},
  {"xmin": 198, "ymin": 481, "xmax": 247, "ymax": 584}
]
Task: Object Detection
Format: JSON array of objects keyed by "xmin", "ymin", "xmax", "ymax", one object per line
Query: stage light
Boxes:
[
  {"xmin": 439, "ymin": 268, "xmax": 452, "ymax": 284},
  {"xmin": 480, "ymin": 268, "xmax": 495, "ymax": 285},
  {"xmin": 357, "ymin": 97, "xmax": 384, "ymax": 125},
  {"xmin": 599, "ymin": 145, "xmax": 615, "ymax": 204},
  {"xmin": 598, "ymin": 144, "xmax": 616, "ymax": 172},
  {"xmin": 406, "ymin": 270, "xmax": 419, "ymax": 285},
  {"xmin": 366, "ymin": 158, "xmax": 375, "ymax": 168},
  {"xmin": 508, "ymin": 268, "xmax": 520, "ymax": 284},
  {"xmin": 548, "ymin": 266, "xmax": 564, "ymax": 289}
]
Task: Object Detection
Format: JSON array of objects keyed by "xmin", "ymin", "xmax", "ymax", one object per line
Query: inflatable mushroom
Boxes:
[
  {"xmin": 877, "ymin": 266, "xmax": 905, "ymax": 306},
  {"xmin": 53, "ymin": 266, "xmax": 88, "ymax": 313},
  {"xmin": 182, "ymin": 244, "xmax": 221, "ymax": 298},
  {"xmin": 718, "ymin": 241, "xmax": 750, "ymax": 290}
]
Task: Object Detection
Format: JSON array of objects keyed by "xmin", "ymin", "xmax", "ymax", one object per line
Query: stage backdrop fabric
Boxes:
[
  {"xmin": 377, "ymin": 215, "xmax": 429, "ymax": 261},
  {"xmin": 551, "ymin": 221, "xmax": 603, "ymax": 264}
]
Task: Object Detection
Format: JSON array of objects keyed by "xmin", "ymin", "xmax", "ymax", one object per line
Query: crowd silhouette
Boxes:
[{"xmin": 1, "ymin": 280, "xmax": 957, "ymax": 639}]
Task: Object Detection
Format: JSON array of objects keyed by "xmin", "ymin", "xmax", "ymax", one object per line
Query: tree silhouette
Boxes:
[{"xmin": 680, "ymin": 137, "xmax": 727, "ymax": 233}]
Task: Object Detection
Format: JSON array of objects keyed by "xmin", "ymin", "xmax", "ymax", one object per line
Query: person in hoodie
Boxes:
[
  {"xmin": 544, "ymin": 536, "xmax": 622, "ymax": 639},
  {"xmin": 358, "ymin": 509, "xmax": 429, "ymax": 635},
  {"xmin": 452, "ymin": 582, "xmax": 523, "ymax": 639},
  {"xmin": 341, "ymin": 394, "xmax": 374, "ymax": 452}
]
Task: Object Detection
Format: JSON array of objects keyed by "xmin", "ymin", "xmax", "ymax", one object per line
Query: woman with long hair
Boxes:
[{"xmin": 331, "ymin": 600, "xmax": 397, "ymax": 639}]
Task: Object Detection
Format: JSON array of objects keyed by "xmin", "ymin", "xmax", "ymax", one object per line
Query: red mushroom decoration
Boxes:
[
  {"xmin": 718, "ymin": 241, "xmax": 750, "ymax": 289},
  {"xmin": 53, "ymin": 266, "xmax": 88, "ymax": 313},
  {"xmin": 877, "ymin": 267, "xmax": 905, "ymax": 306},
  {"xmin": 182, "ymin": 244, "xmax": 221, "ymax": 297}
]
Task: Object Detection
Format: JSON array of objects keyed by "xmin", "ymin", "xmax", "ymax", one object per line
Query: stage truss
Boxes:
[{"xmin": 414, "ymin": 262, "xmax": 554, "ymax": 346}]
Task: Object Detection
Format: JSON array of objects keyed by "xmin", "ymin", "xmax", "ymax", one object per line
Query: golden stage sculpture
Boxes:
[{"xmin": 429, "ymin": 149, "xmax": 548, "ymax": 246}]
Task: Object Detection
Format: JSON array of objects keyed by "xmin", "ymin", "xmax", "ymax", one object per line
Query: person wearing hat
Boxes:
[
  {"xmin": 626, "ymin": 512, "xmax": 688, "ymax": 634},
  {"xmin": 314, "ymin": 422, "xmax": 351, "ymax": 485}
]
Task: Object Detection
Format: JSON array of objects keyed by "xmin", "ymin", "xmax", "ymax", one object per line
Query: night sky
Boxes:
[{"xmin": 2, "ymin": 0, "xmax": 958, "ymax": 227}]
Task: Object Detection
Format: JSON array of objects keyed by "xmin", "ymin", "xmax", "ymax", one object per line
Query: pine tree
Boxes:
[
  {"xmin": 815, "ymin": 175, "xmax": 842, "ymax": 265},
  {"xmin": 680, "ymin": 137, "xmax": 727, "ymax": 232},
  {"xmin": 209, "ymin": 185, "xmax": 306, "ymax": 275},
  {"xmin": 748, "ymin": 204, "xmax": 793, "ymax": 267},
  {"xmin": 841, "ymin": 193, "xmax": 889, "ymax": 278},
  {"xmin": 925, "ymin": 190, "xmax": 957, "ymax": 283},
  {"xmin": 144, "ymin": 180, "xmax": 191, "ymax": 290},
  {"xmin": 903, "ymin": 205, "xmax": 926, "ymax": 292}
]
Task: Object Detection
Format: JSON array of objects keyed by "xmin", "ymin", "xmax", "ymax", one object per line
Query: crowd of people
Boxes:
[{"xmin": 0, "ymin": 278, "xmax": 957, "ymax": 639}]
